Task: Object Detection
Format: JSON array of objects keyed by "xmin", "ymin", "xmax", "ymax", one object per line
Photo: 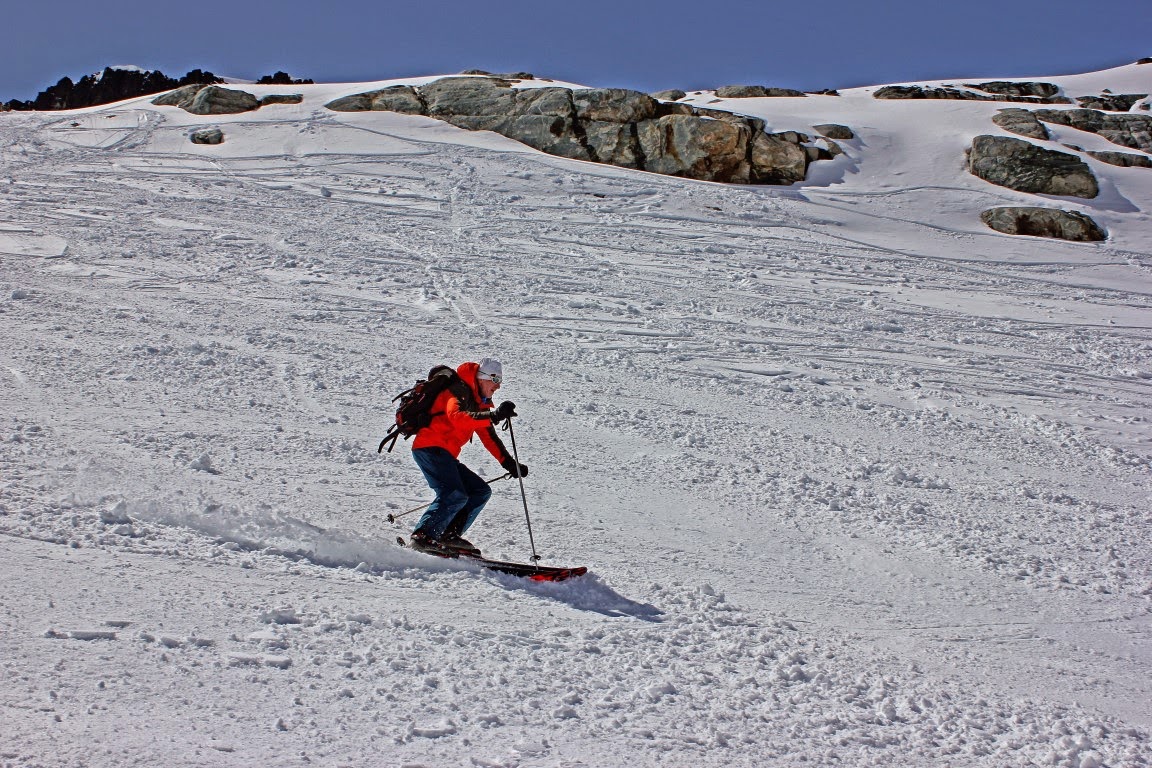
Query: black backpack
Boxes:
[{"xmin": 377, "ymin": 366, "xmax": 464, "ymax": 453}]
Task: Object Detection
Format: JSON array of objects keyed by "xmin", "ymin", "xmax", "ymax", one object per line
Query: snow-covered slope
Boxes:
[{"xmin": 1, "ymin": 64, "xmax": 1150, "ymax": 767}]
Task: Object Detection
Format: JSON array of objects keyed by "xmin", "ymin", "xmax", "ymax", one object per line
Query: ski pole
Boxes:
[
  {"xmin": 503, "ymin": 416, "xmax": 540, "ymax": 564},
  {"xmin": 386, "ymin": 473, "xmax": 511, "ymax": 523}
]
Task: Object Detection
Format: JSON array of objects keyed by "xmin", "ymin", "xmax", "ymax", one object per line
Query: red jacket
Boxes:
[{"xmin": 411, "ymin": 361, "xmax": 511, "ymax": 463}]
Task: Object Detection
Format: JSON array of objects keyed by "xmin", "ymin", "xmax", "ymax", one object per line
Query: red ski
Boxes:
[{"xmin": 397, "ymin": 536, "xmax": 587, "ymax": 582}]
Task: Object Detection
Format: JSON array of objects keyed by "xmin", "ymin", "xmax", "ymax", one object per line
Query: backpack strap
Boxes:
[{"xmin": 378, "ymin": 424, "xmax": 402, "ymax": 453}]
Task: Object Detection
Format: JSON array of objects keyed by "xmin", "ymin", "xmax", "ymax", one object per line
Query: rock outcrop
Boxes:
[
  {"xmin": 152, "ymin": 85, "xmax": 300, "ymax": 115},
  {"xmin": 714, "ymin": 85, "xmax": 806, "ymax": 98},
  {"xmin": 152, "ymin": 85, "xmax": 210, "ymax": 110},
  {"xmin": 326, "ymin": 85, "xmax": 425, "ymax": 114},
  {"xmin": 812, "ymin": 123, "xmax": 854, "ymax": 140},
  {"xmin": 153, "ymin": 85, "xmax": 258, "ymax": 114},
  {"xmin": 992, "ymin": 109, "xmax": 1051, "ymax": 140},
  {"xmin": 259, "ymin": 94, "xmax": 303, "ymax": 107},
  {"xmin": 980, "ymin": 207, "xmax": 1106, "ymax": 241},
  {"xmin": 965, "ymin": 81, "xmax": 1061, "ymax": 98},
  {"xmin": 326, "ymin": 76, "xmax": 831, "ymax": 184},
  {"xmin": 874, "ymin": 84, "xmax": 1070, "ymax": 104},
  {"xmin": 572, "ymin": 88, "xmax": 659, "ymax": 123},
  {"xmin": 1075, "ymin": 94, "xmax": 1148, "ymax": 112},
  {"xmin": 1034, "ymin": 109, "xmax": 1152, "ymax": 153},
  {"xmin": 1087, "ymin": 150, "xmax": 1152, "ymax": 168},
  {"xmin": 190, "ymin": 127, "xmax": 224, "ymax": 145},
  {"xmin": 968, "ymin": 135, "xmax": 1099, "ymax": 198},
  {"xmin": 460, "ymin": 69, "xmax": 536, "ymax": 80},
  {"xmin": 651, "ymin": 89, "xmax": 687, "ymax": 101}
]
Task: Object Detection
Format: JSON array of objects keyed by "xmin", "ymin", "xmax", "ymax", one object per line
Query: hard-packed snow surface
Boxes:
[{"xmin": 1, "ymin": 65, "xmax": 1151, "ymax": 767}]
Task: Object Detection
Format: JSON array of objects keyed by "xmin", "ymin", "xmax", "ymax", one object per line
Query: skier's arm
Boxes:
[
  {"xmin": 479, "ymin": 421, "xmax": 527, "ymax": 477},
  {"xmin": 478, "ymin": 424, "xmax": 513, "ymax": 466},
  {"xmin": 445, "ymin": 395, "xmax": 523, "ymax": 473},
  {"xmin": 444, "ymin": 393, "xmax": 497, "ymax": 426}
]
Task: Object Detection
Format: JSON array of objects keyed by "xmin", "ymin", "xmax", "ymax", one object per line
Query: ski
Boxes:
[{"xmin": 396, "ymin": 536, "xmax": 587, "ymax": 582}]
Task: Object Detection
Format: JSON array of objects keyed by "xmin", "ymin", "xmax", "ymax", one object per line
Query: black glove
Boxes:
[
  {"xmin": 492, "ymin": 401, "xmax": 517, "ymax": 423},
  {"xmin": 502, "ymin": 458, "xmax": 528, "ymax": 478}
]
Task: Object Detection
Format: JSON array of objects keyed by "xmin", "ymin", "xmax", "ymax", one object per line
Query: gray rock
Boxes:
[
  {"xmin": 875, "ymin": 85, "xmax": 984, "ymax": 100},
  {"xmin": 1035, "ymin": 108, "xmax": 1106, "ymax": 132},
  {"xmin": 325, "ymin": 93, "xmax": 373, "ymax": 111},
  {"xmin": 968, "ymin": 135, "xmax": 1099, "ymax": 198},
  {"xmin": 153, "ymin": 85, "xmax": 261, "ymax": 114},
  {"xmin": 369, "ymin": 86, "xmax": 426, "ymax": 114},
  {"xmin": 460, "ymin": 69, "xmax": 535, "ymax": 80},
  {"xmin": 1086, "ymin": 150, "xmax": 1152, "ymax": 168},
  {"xmin": 572, "ymin": 88, "xmax": 657, "ymax": 123},
  {"xmin": 992, "ymin": 109, "xmax": 1050, "ymax": 140},
  {"xmin": 812, "ymin": 123, "xmax": 854, "ymax": 140},
  {"xmin": 773, "ymin": 130, "xmax": 810, "ymax": 145},
  {"xmin": 715, "ymin": 85, "xmax": 769, "ymax": 98},
  {"xmin": 421, "ymin": 77, "xmax": 519, "ymax": 117},
  {"xmin": 966, "ymin": 81, "xmax": 1060, "ymax": 98},
  {"xmin": 762, "ymin": 88, "xmax": 807, "ymax": 98},
  {"xmin": 186, "ymin": 86, "xmax": 260, "ymax": 115},
  {"xmin": 501, "ymin": 116, "xmax": 590, "ymax": 160},
  {"xmin": 326, "ymin": 86, "xmax": 425, "ymax": 114},
  {"xmin": 715, "ymin": 85, "xmax": 806, "ymax": 98},
  {"xmin": 980, "ymin": 207, "xmax": 1106, "ymax": 241},
  {"xmin": 583, "ymin": 121, "xmax": 642, "ymax": 167},
  {"xmin": 259, "ymin": 94, "xmax": 303, "ymax": 107},
  {"xmin": 1075, "ymin": 93, "xmax": 1148, "ymax": 112},
  {"xmin": 152, "ymin": 85, "xmax": 203, "ymax": 109},
  {"xmin": 651, "ymin": 89, "xmax": 687, "ymax": 101},
  {"xmin": 637, "ymin": 115, "xmax": 753, "ymax": 183},
  {"xmin": 655, "ymin": 102, "xmax": 695, "ymax": 117},
  {"xmin": 418, "ymin": 78, "xmax": 576, "ymax": 120},
  {"xmin": 875, "ymin": 84, "xmax": 1070, "ymax": 104},
  {"xmin": 513, "ymin": 87, "xmax": 575, "ymax": 118},
  {"xmin": 448, "ymin": 114, "xmax": 590, "ymax": 160},
  {"xmin": 190, "ymin": 127, "xmax": 224, "ymax": 145},
  {"xmin": 1035, "ymin": 109, "xmax": 1152, "ymax": 153},
  {"xmin": 693, "ymin": 106, "xmax": 767, "ymax": 133},
  {"xmin": 749, "ymin": 133, "xmax": 810, "ymax": 184},
  {"xmin": 816, "ymin": 137, "xmax": 844, "ymax": 157},
  {"xmin": 322, "ymin": 76, "xmax": 829, "ymax": 185}
]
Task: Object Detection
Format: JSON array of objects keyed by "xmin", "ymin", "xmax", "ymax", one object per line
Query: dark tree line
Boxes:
[
  {"xmin": 256, "ymin": 71, "xmax": 314, "ymax": 85},
  {"xmin": 3, "ymin": 67, "xmax": 311, "ymax": 111}
]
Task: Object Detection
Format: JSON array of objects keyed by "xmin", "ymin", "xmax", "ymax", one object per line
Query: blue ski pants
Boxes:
[{"xmin": 411, "ymin": 447, "xmax": 492, "ymax": 539}]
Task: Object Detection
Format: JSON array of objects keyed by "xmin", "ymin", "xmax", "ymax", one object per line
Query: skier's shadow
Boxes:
[{"xmin": 489, "ymin": 571, "xmax": 664, "ymax": 621}]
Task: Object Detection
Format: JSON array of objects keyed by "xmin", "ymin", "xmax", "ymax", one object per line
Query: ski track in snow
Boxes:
[{"xmin": 1, "ymin": 75, "xmax": 1151, "ymax": 767}]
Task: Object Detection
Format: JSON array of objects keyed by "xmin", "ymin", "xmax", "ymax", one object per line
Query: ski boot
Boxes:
[
  {"xmin": 440, "ymin": 534, "xmax": 481, "ymax": 557},
  {"xmin": 409, "ymin": 530, "xmax": 450, "ymax": 555}
]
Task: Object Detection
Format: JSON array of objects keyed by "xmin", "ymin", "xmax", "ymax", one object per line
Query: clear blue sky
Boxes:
[{"xmin": 3, "ymin": 0, "xmax": 1149, "ymax": 101}]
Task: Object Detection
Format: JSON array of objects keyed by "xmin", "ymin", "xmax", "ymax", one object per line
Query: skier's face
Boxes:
[{"xmin": 478, "ymin": 376, "xmax": 500, "ymax": 400}]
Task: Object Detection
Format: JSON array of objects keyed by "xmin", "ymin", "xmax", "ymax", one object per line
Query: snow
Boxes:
[{"xmin": 1, "ymin": 63, "xmax": 1151, "ymax": 767}]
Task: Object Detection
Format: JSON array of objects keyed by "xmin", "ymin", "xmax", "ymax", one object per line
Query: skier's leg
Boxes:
[
  {"xmin": 444, "ymin": 461, "xmax": 492, "ymax": 536},
  {"xmin": 411, "ymin": 448, "xmax": 470, "ymax": 540}
]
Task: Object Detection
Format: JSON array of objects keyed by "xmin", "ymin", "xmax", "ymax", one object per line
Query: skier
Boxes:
[{"xmin": 409, "ymin": 358, "xmax": 526, "ymax": 555}]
